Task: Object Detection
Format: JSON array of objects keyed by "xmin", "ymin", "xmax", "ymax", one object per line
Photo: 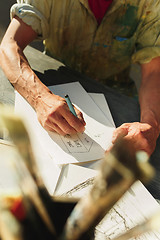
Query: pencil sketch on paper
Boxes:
[
  {"xmin": 59, "ymin": 133, "xmax": 93, "ymax": 153},
  {"xmin": 61, "ymin": 177, "xmax": 95, "ymax": 198},
  {"xmin": 95, "ymin": 185, "xmax": 160, "ymax": 240},
  {"xmin": 15, "ymin": 82, "xmax": 115, "ymax": 164},
  {"xmin": 47, "ymin": 128, "xmax": 105, "ymax": 164},
  {"xmin": 61, "ymin": 180, "xmax": 160, "ymax": 240}
]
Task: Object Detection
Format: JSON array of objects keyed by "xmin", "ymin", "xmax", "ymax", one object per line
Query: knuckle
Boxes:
[{"xmin": 50, "ymin": 110, "xmax": 57, "ymax": 118}]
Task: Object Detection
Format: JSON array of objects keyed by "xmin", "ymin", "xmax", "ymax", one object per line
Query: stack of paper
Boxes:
[
  {"xmin": 15, "ymin": 82, "xmax": 115, "ymax": 166},
  {"xmin": 15, "ymin": 82, "xmax": 116, "ymax": 193},
  {"xmin": 11, "ymin": 82, "xmax": 160, "ymax": 240}
]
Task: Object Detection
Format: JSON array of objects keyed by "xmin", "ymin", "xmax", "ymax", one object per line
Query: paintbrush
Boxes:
[
  {"xmin": 0, "ymin": 106, "xmax": 57, "ymax": 237},
  {"xmin": 60, "ymin": 138, "xmax": 155, "ymax": 240},
  {"xmin": 0, "ymin": 106, "xmax": 42, "ymax": 185}
]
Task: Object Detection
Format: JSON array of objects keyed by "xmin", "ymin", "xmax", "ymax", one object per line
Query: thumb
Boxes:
[{"xmin": 112, "ymin": 127, "xmax": 128, "ymax": 144}]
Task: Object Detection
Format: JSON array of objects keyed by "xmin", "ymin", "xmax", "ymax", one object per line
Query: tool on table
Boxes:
[
  {"xmin": 0, "ymin": 106, "xmax": 156, "ymax": 240},
  {"xmin": 60, "ymin": 138, "xmax": 155, "ymax": 240},
  {"xmin": 0, "ymin": 106, "xmax": 57, "ymax": 237}
]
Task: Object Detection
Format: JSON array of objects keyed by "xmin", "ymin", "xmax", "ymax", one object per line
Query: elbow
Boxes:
[
  {"xmin": 0, "ymin": 43, "xmax": 9, "ymax": 72},
  {"xmin": 0, "ymin": 41, "xmax": 16, "ymax": 79},
  {"xmin": 0, "ymin": 44, "xmax": 6, "ymax": 71},
  {"xmin": 0, "ymin": 43, "xmax": 5, "ymax": 65},
  {"xmin": 0, "ymin": 41, "xmax": 9, "ymax": 66},
  {"xmin": 0, "ymin": 40, "xmax": 20, "ymax": 69}
]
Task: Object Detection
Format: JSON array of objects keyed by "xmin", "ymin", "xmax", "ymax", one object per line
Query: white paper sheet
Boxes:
[
  {"xmin": 54, "ymin": 164, "xmax": 98, "ymax": 196},
  {"xmin": 15, "ymin": 82, "xmax": 115, "ymax": 165},
  {"xmin": 32, "ymin": 139, "xmax": 62, "ymax": 195},
  {"xmin": 59, "ymin": 175, "xmax": 160, "ymax": 240},
  {"xmin": 89, "ymin": 93, "xmax": 115, "ymax": 127},
  {"xmin": 95, "ymin": 181, "xmax": 160, "ymax": 239}
]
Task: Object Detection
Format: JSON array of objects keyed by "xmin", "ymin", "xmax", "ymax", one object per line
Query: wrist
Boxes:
[
  {"xmin": 34, "ymin": 88, "xmax": 53, "ymax": 111},
  {"xmin": 140, "ymin": 111, "xmax": 160, "ymax": 137}
]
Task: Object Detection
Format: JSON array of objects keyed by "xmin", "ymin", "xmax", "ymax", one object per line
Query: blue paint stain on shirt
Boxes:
[
  {"xmin": 94, "ymin": 42, "xmax": 109, "ymax": 48},
  {"xmin": 94, "ymin": 42, "xmax": 100, "ymax": 46},
  {"xmin": 115, "ymin": 36, "xmax": 128, "ymax": 41},
  {"xmin": 103, "ymin": 44, "xmax": 109, "ymax": 48}
]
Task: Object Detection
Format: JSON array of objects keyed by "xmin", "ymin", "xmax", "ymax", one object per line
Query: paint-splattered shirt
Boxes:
[{"xmin": 11, "ymin": 0, "xmax": 160, "ymax": 89}]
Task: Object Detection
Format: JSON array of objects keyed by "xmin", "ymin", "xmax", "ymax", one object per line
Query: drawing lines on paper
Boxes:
[
  {"xmin": 95, "ymin": 206, "xmax": 130, "ymax": 240},
  {"xmin": 59, "ymin": 132, "xmax": 94, "ymax": 154},
  {"xmin": 95, "ymin": 196, "xmax": 160, "ymax": 240},
  {"xmin": 61, "ymin": 177, "xmax": 95, "ymax": 197}
]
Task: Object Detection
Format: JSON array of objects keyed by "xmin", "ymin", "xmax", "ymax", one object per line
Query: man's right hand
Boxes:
[{"xmin": 36, "ymin": 92, "xmax": 86, "ymax": 135}]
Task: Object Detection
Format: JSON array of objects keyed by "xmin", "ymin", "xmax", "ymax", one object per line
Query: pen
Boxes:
[{"xmin": 65, "ymin": 95, "xmax": 77, "ymax": 117}]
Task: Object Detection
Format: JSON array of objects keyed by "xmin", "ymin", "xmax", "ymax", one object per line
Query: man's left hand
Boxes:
[{"xmin": 112, "ymin": 122, "xmax": 159, "ymax": 156}]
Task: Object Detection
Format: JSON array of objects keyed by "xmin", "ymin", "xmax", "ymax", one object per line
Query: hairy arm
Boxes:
[
  {"xmin": 0, "ymin": 16, "xmax": 85, "ymax": 135},
  {"xmin": 112, "ymin": 57, "xmax": 160, "ymax": 156}
]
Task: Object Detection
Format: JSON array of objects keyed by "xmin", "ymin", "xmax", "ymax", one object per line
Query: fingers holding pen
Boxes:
[
  {"xmin": 48, "ymin": 111, "xmax": 85, "ymax": 135},
  {"xmin": 44, "ymin": 119, "xmax": 70, "ymax": 136},
  {"xmin": 64, "ymin": 94, "xmax": 86, "ymax": 129},
  {"xmin": 63, "ymin": 109, "xmax": 86, "ymax": 133},
  {"xmin": 36, "ymin": 93, "xmax": 86, "ymax": 135}
]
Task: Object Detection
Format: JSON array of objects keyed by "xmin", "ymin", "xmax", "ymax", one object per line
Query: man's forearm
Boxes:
[
  {"xmin": 139, "ymin": 65, "xmax": 160, "ymax": 139},
  {"xmin": 0, "ymin": 41, "xmax": 52, "ymax": 111}
]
